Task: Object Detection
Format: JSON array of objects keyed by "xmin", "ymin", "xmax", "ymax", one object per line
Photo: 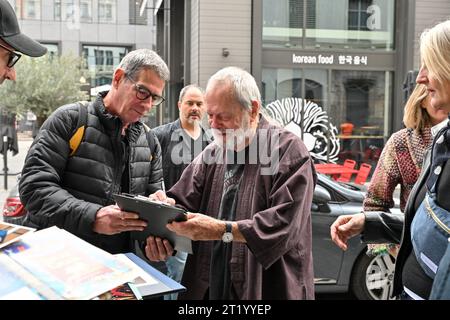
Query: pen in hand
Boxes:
[{"xmin": 146, "ymin": 182, "xmax": 175, "ymax": 206}]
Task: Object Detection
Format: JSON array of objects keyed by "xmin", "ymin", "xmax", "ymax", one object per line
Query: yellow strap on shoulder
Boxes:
[{"xmin": 69, "ymin": 126, "xmax": 85, "ymax": 156}]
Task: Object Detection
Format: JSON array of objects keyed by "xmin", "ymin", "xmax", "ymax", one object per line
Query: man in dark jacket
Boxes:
[
  {"xmin": 153, "ymin": 84, "xmax": 212, "ymax": 298},
  {"xmin": 146, "ymin": 67, "xmax": 317, "ymax": 300},
  {"xmin": 0, "ymin": 0, "xmax": 47, "ymax": 84},
  {"xmin": 154, "ymin": 85, "xmax": 211, "ymax": 191},
  {"xmin": 19, "ymin": 49, "xmax": 169, "ymax": 254}
]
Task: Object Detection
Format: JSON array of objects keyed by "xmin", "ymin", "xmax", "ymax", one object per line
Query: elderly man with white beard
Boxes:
[{"xmin": 145, "ymin": 66, "xmax": 317, "ymax": 300}]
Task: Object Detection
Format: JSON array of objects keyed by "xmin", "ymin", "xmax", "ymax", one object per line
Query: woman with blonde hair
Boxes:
[
  {"xmin": 364, "ymin": 84, "xmax": 447, "ymax": 221},
  {"xmin": 330, "ymin": 19, "xmax": 450, "ymax": 300}
]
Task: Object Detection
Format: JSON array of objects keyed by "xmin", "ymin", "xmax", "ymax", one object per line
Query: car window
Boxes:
[
  {"xmin": 317, "ymin": 181, "xmax": 347, "ymax": 203},
  {"xmin": 317, "ymin": 174, "xmax": 364, "ymax": 204}
]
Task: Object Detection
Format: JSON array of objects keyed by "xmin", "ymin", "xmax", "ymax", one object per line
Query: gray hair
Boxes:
[
  {"xmin": 206, "ymin": 66, "xmax": 261, "ymax": 111},
  {"xmin": 179, "ymin": 84, "xmax": 204, "ymax": 102},
  {"xmin": 118, "ymin": 49, "xmax": 170, "ymax": 81}
]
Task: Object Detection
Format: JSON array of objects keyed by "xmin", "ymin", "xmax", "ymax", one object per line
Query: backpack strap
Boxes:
[
  {"xmin": 142, "ymin": 123, "xmax": 156, "ymax": 161},
  {"xmin": 69, "ymin": 101, "xmax": 89, "ymax": 157}
]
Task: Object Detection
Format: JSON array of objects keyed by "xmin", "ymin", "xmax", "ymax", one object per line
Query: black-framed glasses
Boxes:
[
  {"xmin": 126, "ymin": 74, "xmax": 165, "ymax": 106},
  {"xmin": 0, "ymin": 43, "xmax": 21, "ymax": 68}
]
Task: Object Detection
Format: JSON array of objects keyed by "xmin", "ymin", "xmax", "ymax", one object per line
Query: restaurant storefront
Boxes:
[
  {"xmin": 252, "ymin": 0, "xmax": 414, "ymax": 179},
  {"xmin": 261, "ymin": 56, "xmax": 392, "ymax": 170}
]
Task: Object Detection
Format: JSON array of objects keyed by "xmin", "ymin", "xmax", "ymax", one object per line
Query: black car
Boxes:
[
  {"xmin": 2, "ymin": 174, "xmax": 400, "ymax": 300},
  {"xmin": 313, "ymin": 173, "xmax": 399, "ymax": 300}
]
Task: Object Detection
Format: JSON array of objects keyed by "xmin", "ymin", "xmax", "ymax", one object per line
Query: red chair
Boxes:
[
  {"xmin": 354, "ymin": 163, "xmax": 372, "ymax": 185},
  {"xmin": 335, "ymin": 159, "xmax": 357, "ymax": 182}
]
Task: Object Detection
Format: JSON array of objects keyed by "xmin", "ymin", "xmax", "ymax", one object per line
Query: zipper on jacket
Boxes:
[
  {"xmin": 110, "ymin": 123, "xmax": 123, "ymax": 198},
  {"xmin": 128, "ymin": 138, "xmax": 133, "ymax": 194},
  {"xmin": 425, "ymin": 196, "xmax": 450, "ymax": 234}
]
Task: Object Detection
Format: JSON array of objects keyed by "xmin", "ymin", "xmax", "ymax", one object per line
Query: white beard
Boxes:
[{"xmin": 212, "ymin": 113, "xmax": 253, "ymax": 151}]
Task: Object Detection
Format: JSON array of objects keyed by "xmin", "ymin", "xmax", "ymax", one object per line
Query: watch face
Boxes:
[{"xmin": 222, "ymin": 232, "xmax": 233, "ymax": 243}]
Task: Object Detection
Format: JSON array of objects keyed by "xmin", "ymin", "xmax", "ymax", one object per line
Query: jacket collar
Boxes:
[
  {"xmin": 431, "ymin": 118, "xmax": 450, "ymax": 137},
  {"xmin": 175, "ymin": 118, "xmax": 213, "ymax": 143},
  {"xmin": 173, "ymin": 118, "xmax": 182, "ymax": 130},
  {"xmin": 257, "ymin": 114, "xmax": 270, "ymax": 130},
  {"xmin": 93, "ymin": 91, "xmax": 143, "ymax": 142}
]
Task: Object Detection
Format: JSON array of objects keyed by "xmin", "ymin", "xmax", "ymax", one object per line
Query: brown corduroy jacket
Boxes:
[{"xmin": 168, "ymin": 116, "xmax": 317, "ymax": 300}]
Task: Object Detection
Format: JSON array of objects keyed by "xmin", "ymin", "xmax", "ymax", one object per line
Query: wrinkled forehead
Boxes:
[
  {"xmin": 206, "ymin": 81, "xmax": 233, "ymax": 101},
  {"xmin": 206, "ymin": 98, "xmax": 246, "ymax": 120}
]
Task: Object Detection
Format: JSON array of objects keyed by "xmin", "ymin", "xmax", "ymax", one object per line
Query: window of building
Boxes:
[
  {"xmin": 64, "ymin": 0, "xmax": 76, "ymax": 20},
  {"xmin": 83, "ymin": 45, "xmax": 129, "ymax": 87},
  {"xmin": 348, "ymin": 0, "xmax": 372, "ymax": 31},
  {"xmin": 287, "ymin": 0, "xmax": 316, "ymax": 29},
  {"xmin": 41, "ymin": 43, "xmax": 59, "ymax": 59},
  {"xmin": 82, "ymin": 47, "xmax": 89, "ymax": 60},
  {"xmin": 263, "ymin": 0, "xmax": 395, "ymax": 50},
  {"xmin": 105, "ymin": 50, "xmax": 113, "ymax": 65},
  {"xmin": 263, "ymin": 0, "xmax": 303, "ymax": 47},
  {"xmin": 15, "ymin": 0, "xmax": 41, "ymax": 20},
  {"xmin": 94, "ymin": 49, "xmax": 104, "ymax": 67},
  {"xmin": 53, "ymin": 0, "xmax": 76, "ymax": 21},
  {"xmin": 54, "ymin": 0, "xmax": 61, "ymax": 20},
  {"xmin": 79, "ymin": 0, "xmax": 93, "ymax": 22},
  {"xmin": 98, "ymin": 0, "xmax": 116, "ymax": 23},
  {"xmin": 54, "ymin": 0, "xmax": 92, "ymax": 22},
  {"xmin": 288, "ymin": 0, "xmax": 302, "ymax": 29},
  {"xmin": 129, "ymin": 0, "xmax": 148, "ymax": 25}
]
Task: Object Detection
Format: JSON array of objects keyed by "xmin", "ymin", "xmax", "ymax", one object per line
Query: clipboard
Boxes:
[{"xmin": 113, "ymin": 193, "xmax": 192, "ymax": 254}]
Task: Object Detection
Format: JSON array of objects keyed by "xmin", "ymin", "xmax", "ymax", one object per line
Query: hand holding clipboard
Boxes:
[{"xmin": 113, "ymin": 193, "xmax": 192, "ymax": 254}]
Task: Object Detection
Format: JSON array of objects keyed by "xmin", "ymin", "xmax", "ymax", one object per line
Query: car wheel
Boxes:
[{"xmin": 350, "ymin": 252, "xmax": 396, "ymax": 300}]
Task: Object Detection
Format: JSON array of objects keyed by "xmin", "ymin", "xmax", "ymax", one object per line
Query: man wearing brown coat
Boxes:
[{"xmin": 146, "ymin": 67, "xmax": 316, "ymax": 300}]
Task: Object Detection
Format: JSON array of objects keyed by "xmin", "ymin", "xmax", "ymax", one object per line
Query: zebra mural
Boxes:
[{"xmin": 265, "ymin": 97, "xmax": 340, "ymax": 163}]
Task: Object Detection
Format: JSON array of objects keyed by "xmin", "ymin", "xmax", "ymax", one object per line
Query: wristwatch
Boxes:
[{"xmin": 222, "ymin": 222, "xmax": 233, "ymax": 243}]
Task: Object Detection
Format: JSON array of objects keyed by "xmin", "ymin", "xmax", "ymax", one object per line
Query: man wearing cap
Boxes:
[{"xmin": 0, "ymin": 0, "xmax": 47, "ymax": 85}]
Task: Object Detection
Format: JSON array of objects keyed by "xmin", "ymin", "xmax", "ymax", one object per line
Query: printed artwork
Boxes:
[
  {"xmin": 265, "ymin": 97, "xmax": 340, "ymax": 163},
  {"xmin": 0, "ymin": 222, "xmax": 35, "ymax": 250}
]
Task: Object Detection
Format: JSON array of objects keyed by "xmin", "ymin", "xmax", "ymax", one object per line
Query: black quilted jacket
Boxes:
[{"xmin": 19, "ymin": 93, "xmax": 163, "ymax": 253}]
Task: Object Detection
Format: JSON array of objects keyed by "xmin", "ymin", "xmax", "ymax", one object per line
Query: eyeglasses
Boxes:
[
  {"xmin": 0, "ymin": 43, "xmax": 21, "ymax": 68},
  {"xmin": 126, "ymin": 74, "xmax": 165, "ymax": 106}
]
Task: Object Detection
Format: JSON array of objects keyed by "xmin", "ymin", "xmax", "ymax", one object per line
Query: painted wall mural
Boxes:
[{"xmin": 265, "ymin": 97, "xmax": 340, "ymax": 163}]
